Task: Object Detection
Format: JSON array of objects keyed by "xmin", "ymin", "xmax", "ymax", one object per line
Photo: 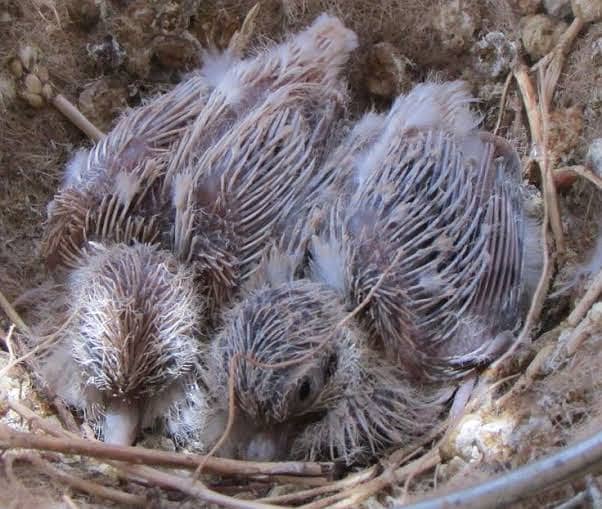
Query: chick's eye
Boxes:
[{"xmin": 298, "ymin": 378, "xmax": 312, "ymax": 402}]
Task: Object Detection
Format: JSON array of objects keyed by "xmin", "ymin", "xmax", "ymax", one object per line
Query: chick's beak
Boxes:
[
  {"xmin": 246, "ymin": 432, "xmax": 279, "ymax": 461},
  {"xmin": 103, "ymin": 399, "xmax": 140, "ymax": 445}
]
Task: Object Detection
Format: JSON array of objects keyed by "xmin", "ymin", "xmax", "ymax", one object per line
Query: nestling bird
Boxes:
[
  {"xmin": 31, "ymin": 14, "xmax": 358, "ymax": 445},
  {"xmin": 200, "ymin": 81, "xmax": 543, "ymax": 463}
]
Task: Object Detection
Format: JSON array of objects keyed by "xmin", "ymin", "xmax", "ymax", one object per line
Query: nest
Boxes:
[{"xmin": 1, "ymin": 1, "xmax": 602, "ymax": 508}]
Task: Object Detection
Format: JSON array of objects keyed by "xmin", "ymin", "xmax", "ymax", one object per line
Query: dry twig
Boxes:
[{"xmin": 16, "ymin": 451, "xmax": 147, "ymax": 507}]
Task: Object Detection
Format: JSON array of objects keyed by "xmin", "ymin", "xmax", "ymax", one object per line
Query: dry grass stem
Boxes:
[
  {"xmin": 260, "ymin": 467, "xmax": 379, "ymax": 504},
  {"xmin": 228, "ymin": 3, "xmax": 261, "ymax": 56},
  {"xmin": 568, "ymin": 270, "xmax": 602, "ymax": 327},
  {"xmin": 52, "ymin": 94, "xmax": 105, "ymax": 142},
  {"xmin": 493, "ymin": 72, "xmax": 513, "ymax": 136},
  {"xmin": 0, "ymin": 289, "xmax": 31, "ymax": 336},
  {"xmin": 565, "ymin": 165, "xmax": 602, "ymax": 192}
]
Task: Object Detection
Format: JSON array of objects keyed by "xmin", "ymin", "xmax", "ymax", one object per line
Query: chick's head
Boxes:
[
  {"xmin": 204, "ymin": 280, "xmax": 360, "ymax": 461},
  {"xmin": 62, "ymin": 242, "xmax": 202, "ymax": 444}
]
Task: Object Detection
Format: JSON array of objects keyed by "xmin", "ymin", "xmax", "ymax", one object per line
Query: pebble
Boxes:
[
  {"xmin": 571, "ymin": 0, "xmax": 602, "ymax": 21},
  {"xmin": 587, "ymin": 138, "xmax": 602, "ymax": 176},
  {"xmin": 364, "ymin": 42, "xmax": 412, "ymax": 99},
  {"xmin": 544, "ymin": 0, "xmax": 573, "ymax": 17},
  {"xmin": 520, "ymin": 14, "xmax": 568, "ymax": 60},
  {"xmin": 433, "ymin": 0, "xmax": 477, "ymax": 52},
  {"xmin": 473, "ymin": 31, "xmax": 518, "ymax": 78}
]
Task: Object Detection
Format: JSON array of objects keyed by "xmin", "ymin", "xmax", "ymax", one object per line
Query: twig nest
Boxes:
[
  {"xmin": 87, "ymin": 35, "xmax": 126, "ymax": 73},
  {"xmin": 66, "ymin": 0, "xmax": 101, "ymax": 29},
  {"xmin": 544, "ymin": 0, "xmax": 573, "ymax": 17},
  {"xmin": 364, "ymin": 42, "xmax": 412, "ymax": 99},
  {"xmin": 520, "ymin": 14, "xmax": 568, "ymax": 59},
  {"xmin": 78, "ymin": 78, "xmax": 128, "ymax": 131},
  {"xmin": 432, "ymin": 0, "xmax": 477, "ymax": 52},
  {"xmin": 587, "ymin": 138, "xmax": 602, "ymax": 176},
  {"xmin": 152, "ymin": 32, "xmax": 200, "ymax": 70},
  {"xmin": 473, "ymin": 31, "xmax": 518, "ymax": 78},
  {"xmin": 548, "ymin": 106, "xmax": 584, "ymax": 164},
  {"xmin": 571, "ymin": 0, "xmax": 602, "ymax": 21},
  {"xmin": 510, "ymin": 0, "xmax": 544, "ymax": 15}
]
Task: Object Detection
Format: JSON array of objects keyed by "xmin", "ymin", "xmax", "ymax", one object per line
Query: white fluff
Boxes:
[
  {"xmin": 309, "ymin": 235, "xmax": 347, "ymax": 295},
  {"xmin": 200, "ymin": 50, "xmax": 240, "ymax": 89},
  {"xmin": 62, "ymin": 149, "xmax": 90, "ymax": 188}
]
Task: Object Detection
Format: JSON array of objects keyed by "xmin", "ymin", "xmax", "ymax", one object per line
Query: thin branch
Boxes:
[
  {"xmin": 0, "ymin": 288, "xmax": 31, "ymax": 336},
  {"xmin": 493, "ymin": 72, "xmax": 513, "ymax": 136},
  {"xmin": 305, "ymin": 451, "xmax": 440, "ymax": 509},
  {"xmin": 566, "ymin": 164, "xmax": 602, "ymax": 192},
  {"xmin": 19, "ymin": 452, "xmax": 147, "ymax": 507},
  {"xmin": 259, "ymin": 467, "xmax": 378, "ymax": 505},
  {"xmin": 0, "ymin": 402, "xmax": 330, "ymax": 478},
  {"xmin": 567, "ymin": 270, "xmax": 602, "ymax": 327},
  {"xmin": 120, "ymin": 463, "xmax": 286, "ymax": 509}
]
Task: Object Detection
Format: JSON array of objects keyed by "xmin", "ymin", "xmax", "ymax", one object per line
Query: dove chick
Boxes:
[
  {"xmin": 199, "ymin": 81, "xmax": 542, "ymax": 462},
  {"xmin": 202, "ymin": 265, "xmax": 446, "ymax": 464},
  {"xmin": 34, "ymin": 242, "xmax": 204, "ymax": 445}
]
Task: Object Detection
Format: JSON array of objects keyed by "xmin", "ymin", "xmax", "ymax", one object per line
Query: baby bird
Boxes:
[
  {"xmin": 200, "ymin": 81, "xmax": 542, "ymax": 463},
  {"xmin": 33, "ymin": 15, "xmax": 358, "ymax": 445},
  {"xmin": 34, "ymin": 242, "xmax": 204, "ymax": 444}
]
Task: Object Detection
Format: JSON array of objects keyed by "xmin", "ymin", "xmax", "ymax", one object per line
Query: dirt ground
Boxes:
[{"xmin": 1, "ymin": 0, "xmax": 601, "ymax": 507}]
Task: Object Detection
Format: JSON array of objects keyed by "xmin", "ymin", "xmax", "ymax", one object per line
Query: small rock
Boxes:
[
  {"xmin": 571, "ymin": 0, "xmax": 602, "ymax": 21},
  {"xmin": 587, "ymin": 138, "xmax": 602, "ymax": 176},
  {"xmin": 154, "ymin": 2, "xmax": 189, "ymax": 33},
  {"xmin": 18, "ymin": 45, "xmax": 40, "ymax": 72},
  {"xmin": 544, "ymin": 0, "xmax": 573, "ymax": 17},
  {"xmin": 364, "ymin": 42, "xmax": 412, "ymax": 99},
  {"xmin": 511, "ymin": 0, "xmax": 543, "ymax": 14},
  {"xmin": 0, "ymin": 11, "xmax": 11, "ymax": 22},
  {"xmin": 125, "ymin": 46, "xmax": 153, "ymax": 78},
  {"xmin": 473, "ymin": 32, "xmax": 518, "ymax": 78},
  {"xmin": 8, "ymin": 58, "xmax": 23, "ymax": 78},
  {"xmin": 24, "ymin": 73, "xmax": 42, "ymax": 95},
  {"xmin": 437, "ymin": 456, "xmax": 469, "ymax": 482},
  {"xmin": 433, "ymin": 0, "xmax": 477, "ymax": 52},
  {"xmin": 20, "ymin": 91, "xmax": 44, "ymax": 108},
  {"xmin": 152, "ymin": 32, "xmax": 199, "ymax": 70},
  {"xmin": 66, "ymin": 0, "xmax": 101, "ymax": 28},
  {"xmin": 520, "ymin": 14, "xmax": 568, "ymax": 60},
  {"xmin": 42, "ymin": 83, "xmax": 54, "ymax": 101},
  {"xmin": 137, "ymin": 434, "xmax": 176, "ymax": 451},
  {"xmin": 87, "ymin": 34, "xmax": 126, "ymax": 73},
  {"xmin": 78, "ymin": 78, "xmax": 128, "ymax": 131}
]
